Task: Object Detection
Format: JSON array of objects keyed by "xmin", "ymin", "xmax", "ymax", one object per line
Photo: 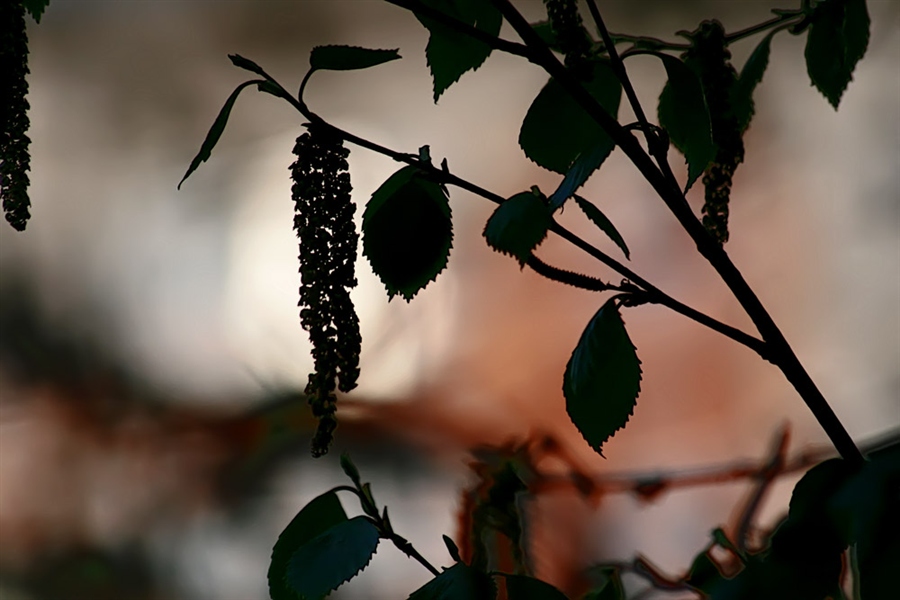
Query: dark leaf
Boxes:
[
  {"xmin": 655, "ymin": 52, "xmax": 715, "ymax": 191},
  {"xmin": 788, "ymin": 459, "xmax": 855, "ymax": 531},
  {"xmin": 548, "ymin": 142, "xmax": 613, "ymax": 210},
  {"xmin": 530, "ymin": 20, "xmax": 565, "ymax": 53},
  {"xmin": 830, "ymin": 443, "xmax": 900, "ymax": 599},
  {"xmin": 178, "ymin": 79, "xmax": 261, "ymax": 189},
  {"xmin": 685, "ymin": 549, "xmax": 726, "ymax": 594},
  {"xmin": 22, "ymin": 0, "xmax": 50, "ymax": 22},
  {"xmin": 805, "ymin": 0, "xmax": 870, "ymax": 109},
  {"xmin": 519, "ymin": 60, "xmax": 621, "ymax": 175},
  {"xmin": 310, "ymin": 45, "xmax": 401, "ymax": 71},
  {"xmin": 731, "ymin": 31, "xmax": 774, "ymax": 133},
  {"xmin": 362, "ymin": 166, "xmax": 453, "ymax": 300},
  {"xmin": 443, "ymin": 535, "xmax": 461, "ymax": 563},
  {"xmin": 407, "ymin": 563, "xmax": 496, "ymax": 600},
  {"xmin": 229, "ymin": 53, "xmax": 269, "ymax": 78},
  {"xmin": 413, "ymin": 0, "xmax": 502, "ymax": 101},
  {"xmin": 572, "ymin": 195, "xmax": 630, "ymax": 260},
  {"xmin": 340, "ymin": 453, "xmax": 362, "ymax": 488},
  {"xmin": 286, "ymin": 516, "xmax": 380, "ymax": 600},
  {"xmin": 483, "ymin": 191, "xmax": 551, "ymax": 266},
  {"xmin": 564, "ymin": 299, "xmax": 642, "ymax": 457},
  {"xmin": 269, "ymin": 490, "xmax": 348, "ymax": 600},
  {"xmin": 583, "ymin": 567, "xmax": 626, "ymax": 600},
  {"xmin": 504, "ymin": 574, "xmax": 568, "ymax": 600}
]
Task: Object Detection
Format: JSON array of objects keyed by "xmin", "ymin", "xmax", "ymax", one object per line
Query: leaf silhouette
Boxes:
[
  {"xmin": 564, "ymin": 299, "xmax": 642, "ymax": 457},
  {"xmin": 805, "ymin": 0, "xmax": 870, "ymax": 109},
  {"xmin": 519, "ymin": 60, "xmax": 621, "ymax": 175},
  {"xmin": 483, "ymin": 191, "xmax": 551, "ymax": 266},
  {"xmin": 178, "ymin": 79, "xmax": 262, "ymax": 189},
  {"xmin": 413, "ymin": 0, "xmax": 502, "ymax": 101},
  {"xmin": 286, "ymin": 516, "xmax": 380, "ymax": 600},
  {"xmin": 363, "ymin": 166, "xmax": 453, "ymax": 300},
  {"xmin": 655, "ymin": 52, "xmax": 715, "ymax": 191},
  {"xmin": 268, "ymin": 490, "xmax": 348, "ymax": 600},
  {"xmin": 310, "ymin": 45, "xmax": 401, "ymax": 71},
  {"xmin": 407, "ymin": 563, "xmax": 496, "ymax": 600}
]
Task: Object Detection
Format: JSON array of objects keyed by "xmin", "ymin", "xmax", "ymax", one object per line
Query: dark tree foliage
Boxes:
[{"xmin": 12, "ymin": 0, "xmax": 896, "ymax": 598}]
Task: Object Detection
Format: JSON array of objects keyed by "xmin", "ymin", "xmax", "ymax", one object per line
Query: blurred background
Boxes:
[{"xmin": 0, "ymin": 1, "xmax": 897, "ymax": 598}]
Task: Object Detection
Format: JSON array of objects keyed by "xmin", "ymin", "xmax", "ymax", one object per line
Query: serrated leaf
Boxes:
[
  {"xmin": 413, "ymin": 0, "xmax": 502, "ymax": 101},
  {"xmin": 519, "ymin": 60, "xmax": 621, "ymax": 175},
  {"xmin": 504, "ymin": 574, "xmax": 568, "ymax": 600},
  {"xmin": 572, "ymin": 195, "xmax": 630, "ymax": 260},
  {"xmin": 731, "ymin": 31, "xmax": 774, "ymax": 133},
  {"xmin": 408, "ymin": 563, "xmax": 496, "ymax": 600},
  {"xmin": 286, "ymin": 516, "xmax": 380, "ymax": 600},
  {"xmin": 548, "ymin": 142, "xmax": 612, "ymax": 210},
  {"xmin": 805, "ymin": 0, "xmax": 870, "ymax": 109},
  {"xmin": 363, "ymin": 166, "xmax": 452, "ymax": 301},
  {"xmin": 23, "ymin": 0, "xmax": 50, "ymax": 22},
  {"xmin": 269, "ymin": 491, "xmax": 348, "ymax": 600},
  {"xmin": 178, "ymin": 79, "xmax": 262, "ymax": 189},
  {"xmin": 310, "ymin": 45, "xmax": 401, "ymax": 71},
  {"xmin": 655, "ymin": 52, "xmax": 715, "ymax": 191},
  {"xmin": 483, "ymin": 192, "xmax": 551, "ymax": 266},
  {"xmin": 564, "ymin": 299, "xmax": 641, "ymax": 457}
]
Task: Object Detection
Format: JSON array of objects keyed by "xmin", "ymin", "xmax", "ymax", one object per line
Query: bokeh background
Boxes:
[{"xmin": 1, "ymin": 1, "xmax": 898, "ymax": 599}]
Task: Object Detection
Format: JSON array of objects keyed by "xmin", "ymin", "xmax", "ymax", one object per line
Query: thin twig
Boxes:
[
  {"xmin": 585, "ymin": 0, "xmax": 682, "ymax": 192},
  {"xmin": 282, "ymin": 55, "xmax": 770, "ymax": 359},
  {"xmin": 548, "ymin": 222, "xmax": 770, "ymax": 360},
  {"xmin": 489, "ymin": 0, "xmax": 864, "ymax": 467},
  {"xmin": 732, "ymin": 425, "xmax": 790, "ymax": 552},
  {"xmin": 724, "ymin": 11, "xmax": 804, "ymax": 44}
]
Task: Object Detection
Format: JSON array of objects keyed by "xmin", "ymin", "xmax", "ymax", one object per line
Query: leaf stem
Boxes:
[
  {"xmin": 490, "ymin": 0, "xmax": 864, "ymax": 467},
  {"xmin": 549, "ymin": 222, "xmax": 770, "ymax": 360},
  {"xmin": 384, "ymin": 531, "xmax": 441, "ymax": 577},
  {"xmin": 584, "ymin": 0, "xmax": 681, "ymax": 190}
]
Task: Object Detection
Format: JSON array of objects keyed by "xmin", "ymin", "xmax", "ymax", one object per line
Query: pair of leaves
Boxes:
[
  {"xmin": 805, "ymin": 0, "xmax": 870, "ymax": 109},
  {"xmin": 269, "ymin": 490, "xmax": 380, "ymax": 600},
  {"xmin": 363, "ymin": 166, "xmax": 453, "ymax": 300},
  {"xmin": 519, "ymin": 61, "xmax": 622, "ymax": 189},
  {"xmin": 411, "ymin": 0, "xmax": 502, "ymax": 101},
  {"xmin": 180, "ymin": 47, "xmax": 400, "ymax": 189},
  {"xmin": 564, "ymin": 299, "xmax": 642, "ymax": 457}
]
